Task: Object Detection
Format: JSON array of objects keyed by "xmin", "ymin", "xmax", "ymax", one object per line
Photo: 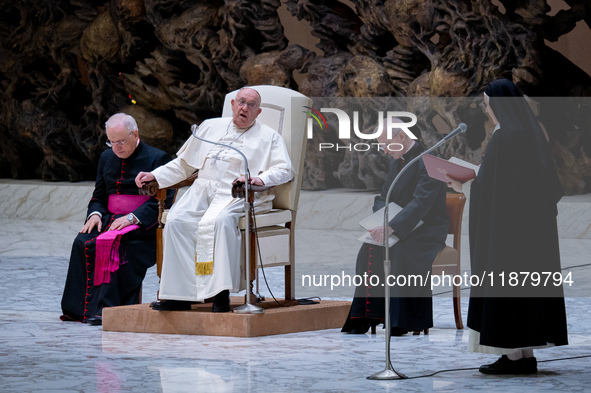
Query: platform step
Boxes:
[{"xmin": 103, "ymin": 299, "xmax": 351, "ymax": 337}]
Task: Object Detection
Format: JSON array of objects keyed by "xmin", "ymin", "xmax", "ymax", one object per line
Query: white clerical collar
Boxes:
[{"xmin": 493, "ymin": 123, "xmax": 501, "ymax": 134}]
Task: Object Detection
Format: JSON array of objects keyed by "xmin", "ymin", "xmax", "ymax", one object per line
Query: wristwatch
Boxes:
[{"xmin": 126, "ymin": 213, "xmax": 136, "ymax": 224}]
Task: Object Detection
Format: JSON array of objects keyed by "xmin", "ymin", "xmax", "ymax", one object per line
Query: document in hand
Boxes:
[
  {"xmin": 357, "ymin": 202, "xmax": 423, "ymax": 247},
  {"xmin": 422, "ymin": 154, "xmax": 479, "ymax": 183}
]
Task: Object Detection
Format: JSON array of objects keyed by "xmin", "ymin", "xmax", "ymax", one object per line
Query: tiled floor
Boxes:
[{"xmin": 1, "ymin": 181, "xmax": 590, "ymax": 392}]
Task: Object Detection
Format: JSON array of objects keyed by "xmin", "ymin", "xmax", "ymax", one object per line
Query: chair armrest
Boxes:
[
  {"xmin": 139, "ymin": 180, "xmax": 160, "ymax": 197},
  {"xmin": 171, "ymin": 171, "xmax": 200, "ymax": 190},
  {"xmin": 139, "ymin": 172, "xmax": 200, "ymax": 228},
  {"xmin": 231, "ymin": 180, "xmax": 273, "ymax": 199},
  {"xmin": 139, "ymin": 172, "xmax": 200, "ymax": 197}
]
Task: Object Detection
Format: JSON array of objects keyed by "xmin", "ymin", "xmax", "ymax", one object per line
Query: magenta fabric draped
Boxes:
[
  {"xmin": 94, "ymin": 194, "xmax": 150, "ymax": 286},
  {"xmin": 94, "ymin": 224, "xmax": 139, "ymax": 285}
]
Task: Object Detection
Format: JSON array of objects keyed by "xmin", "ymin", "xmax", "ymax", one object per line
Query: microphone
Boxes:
[
  {"xmin": 441, "ymin": 123, "xmax": 467, "ymax": 142},
  {"xmin": 382, "ymin": 121, "xmax": 467, "ymax": 247},
  {"xmin": 368, "ymin": 121, "xmax": 467, "ymax": 380}
]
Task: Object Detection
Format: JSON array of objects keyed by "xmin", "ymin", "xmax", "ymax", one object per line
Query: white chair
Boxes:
[
  {"xmin": 147, "ymin": 85, "xmax": 311, "ymax": 301},
  {"xmin": 221, "ymin": 85, "xmax": 312, "ymax": 300}
]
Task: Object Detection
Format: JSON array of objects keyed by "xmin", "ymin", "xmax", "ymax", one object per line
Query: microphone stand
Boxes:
[
  {"xmin": 368, "ymin": 123, "xmax": 466, "ymax": 380},
  {"xmin": 191, "ymin": 124, "xmax": 264, "ymax": 314}
]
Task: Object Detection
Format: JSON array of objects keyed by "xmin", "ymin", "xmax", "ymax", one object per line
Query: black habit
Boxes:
[
  {"xmin": 342, "ymin": 142, "xmax": 449, "ymax": 332},
  {"xmin": 467, "ymin": 79, "xmax": 568, "ymax": 349},
  {"xmin": 61, "ymin": 141, "xmax": 172, "ymax": 322}
]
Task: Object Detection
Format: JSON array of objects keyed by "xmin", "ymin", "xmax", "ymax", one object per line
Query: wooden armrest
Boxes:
[
  {"xmin": 139, "ymin": 180, "xmax": 160, "ymax": 197},
  {"xmin": 231, "ymin": 181, "xmax": 273, "ymax": 199},
  {"xmin": 139, "ymin": 171, "xmax": 199, "ymax": 197},
  {"xmin": 248, "ymin": 184, "xmax": 273, "ymax": 192},
  {"xmin": 171, "ymin": 171, "xmax": 199, "ymax": 190}
]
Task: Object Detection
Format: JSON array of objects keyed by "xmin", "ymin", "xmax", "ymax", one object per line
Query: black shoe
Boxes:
[
  {"xmin": 346, "ymin": 327, "xmax": 370, "ymax": 334},
  {"xmin": 151, "ymin": 300, "xmax": 192, "ymax": 311},
  {"xmin": 60, "ymin": 314, "xmax": 79, "ymax": 322},
  {"xmin": 479, "ymin": 355, "xmax": 538, "ymax": 375},
  {"xmin": 87, "ymin": 316, "xmax": 102, "ymax": 326},
  {"xmin": 212, "ymin": 290, "xmax": 230, "ymax": 313},
  {"xmin": 345, "ymin": 320, "xmax": 371, "ymax": 334},
  {"xmin": 390, "ymin": 327, "xmax": 409, "ymax": 336}
]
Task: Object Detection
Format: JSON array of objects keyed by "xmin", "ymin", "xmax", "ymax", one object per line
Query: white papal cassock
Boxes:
[{"xmin": 151, "ymin": 117, "xmax": 293, "ymax": 301}]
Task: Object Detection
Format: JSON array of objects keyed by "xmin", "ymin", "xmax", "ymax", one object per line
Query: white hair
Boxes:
[
  {"xmin": 237, "ymin": 87, "xmax": 261, "ymax": 106},
  {"xmin": 105, "ymin": 113, "xmax": 138, "ymax": 134}
]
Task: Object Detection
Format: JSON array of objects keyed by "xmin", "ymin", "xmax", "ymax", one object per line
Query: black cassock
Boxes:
[
  {"xmin": 467, "ymin": 79, "xmax": 568, "ymax": 349},
  {"xmin": 61, "ymin": 141, "xmax": 172, "ymax": 322},
  {"xmin": 342, "ymin": 143, "xmax": 449, "ymax": 332}
]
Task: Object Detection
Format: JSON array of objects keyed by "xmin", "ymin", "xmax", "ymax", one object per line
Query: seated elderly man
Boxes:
[
  {"xmin": 61, "ymin": 113, "xmax": 172, "ymax": 325},
  {"xmin": 342, "ymin": 116, "xmax": 449, "ymax": 335},
  {"xmin": 135, "ymin": 87, "xmax": 293, "ymax": 312}
]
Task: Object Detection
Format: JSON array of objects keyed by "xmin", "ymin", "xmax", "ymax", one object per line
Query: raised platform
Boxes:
[{"xmin": 103, "ymin": 298, "xmax": 351, "ymax": 337}]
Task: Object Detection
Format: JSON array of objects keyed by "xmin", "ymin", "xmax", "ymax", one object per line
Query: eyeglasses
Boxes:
[
  {"xmin": 236, "ymin": 99, "xmax": 259, "ymax": 110},
  {"xmin": 106, "ymin": 132, "xmax": 133, "ymax": 147}
]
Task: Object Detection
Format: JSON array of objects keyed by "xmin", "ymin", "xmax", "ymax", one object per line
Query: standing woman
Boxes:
[{"xmin": 447, "ymin": 79, "xmax": 568, "ymax": 374}]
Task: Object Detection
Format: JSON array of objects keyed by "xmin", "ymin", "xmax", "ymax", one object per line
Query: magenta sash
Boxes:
[
  {"xmin": 94, "ymin": 225, "xmax": 139, "ymax": 285},
  {"xmin": 94, "ymin": 194, "xmax": 150, "ymax": 286},
  {"xmin": 108, "ymin": 194, "xmax": 150, "ymax": 215}
]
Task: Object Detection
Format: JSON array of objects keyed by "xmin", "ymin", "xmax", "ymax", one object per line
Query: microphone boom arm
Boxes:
[
  {"xmin": 382, "ymin": 123, "xmax": 467, "ymax": 246},
  {"xmin": 368, "ymin": 122, "xmax": 466, "ymax": 380}
]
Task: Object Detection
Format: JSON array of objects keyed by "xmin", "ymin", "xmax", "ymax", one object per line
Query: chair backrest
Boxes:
[
  {"xmin": 445, "ymin": 193, "xmax": 466, "ymax": 249},
  {"xmin": 221, "ymin": 85, "xmax": 312, "ymax": 211}
]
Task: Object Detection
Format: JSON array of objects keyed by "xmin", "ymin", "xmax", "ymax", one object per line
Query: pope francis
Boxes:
[{"xmin": 135, "ymin": 87, "xmax": 293, "ymax": 312}]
